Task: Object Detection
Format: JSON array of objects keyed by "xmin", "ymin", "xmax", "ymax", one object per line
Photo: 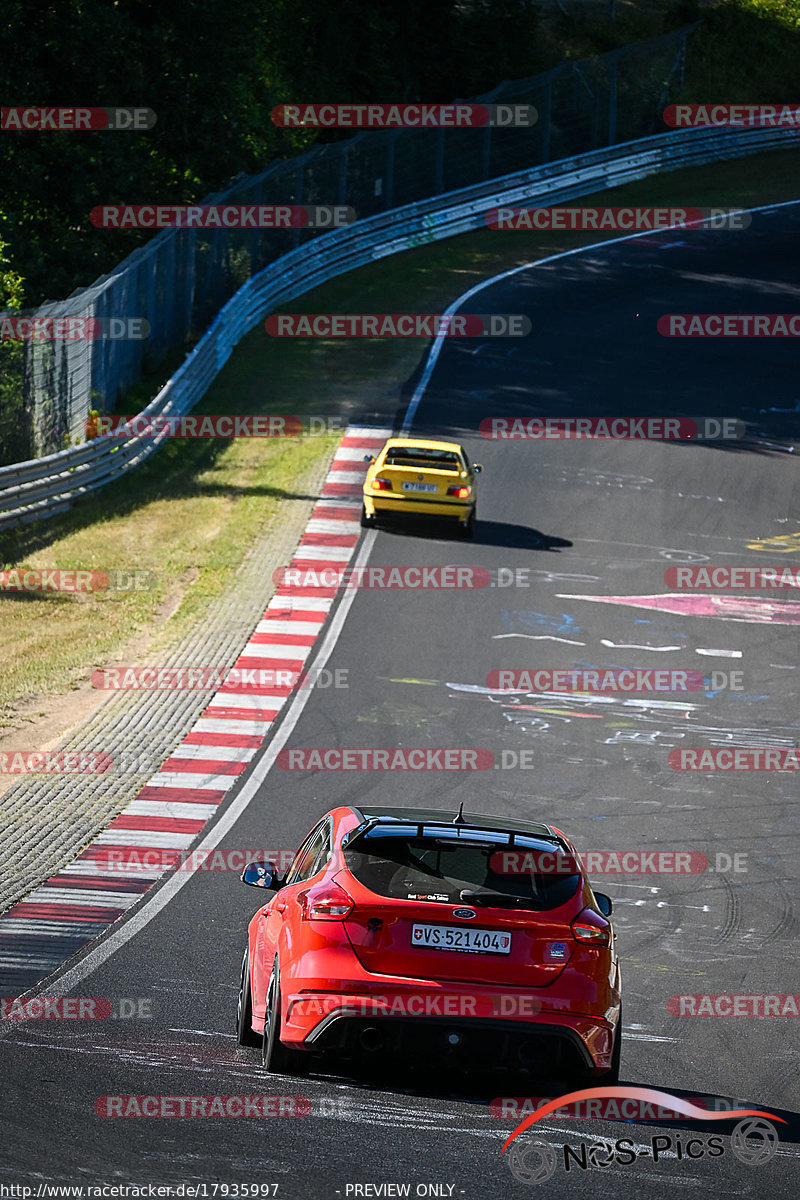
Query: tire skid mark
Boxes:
[
  {"xmin": 748, "ymin": 870, "xmax": 798, "ymax": 949},
  {"xmin": 710, "ymin": 874, "xmax": 741, "ymax": 948}
]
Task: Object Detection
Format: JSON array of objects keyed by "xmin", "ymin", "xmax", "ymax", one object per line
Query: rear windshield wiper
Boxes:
[{"xmin": 459, "ymin": 889, "xmax": 535, "ymax": 909}]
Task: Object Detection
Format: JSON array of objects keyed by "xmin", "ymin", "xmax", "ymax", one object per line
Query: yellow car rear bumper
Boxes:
[{"xmin": 364, "ymin": 493, "xmax": 473, "ymax": 521}]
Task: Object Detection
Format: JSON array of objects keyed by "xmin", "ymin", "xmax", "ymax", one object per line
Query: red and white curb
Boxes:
[{"xmin": 0, "ymin": 425, "xmax": 390, "ymax": 993}]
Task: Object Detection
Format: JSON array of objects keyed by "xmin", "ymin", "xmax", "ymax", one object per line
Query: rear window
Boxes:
[
  {"xmin": 384, "ymin": 445, "xmax": 462, "ymax": 471},
  {"xmin": 344, "ymin": 829, "xmax": 580, "ymax": 910}
]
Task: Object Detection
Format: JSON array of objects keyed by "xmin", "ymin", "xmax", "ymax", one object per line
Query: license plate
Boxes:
[
  {"xmin": 402, "ymin": 481, "xmax": 437, "ymax": 493},
  {"xmin": 411, "ymin": 924, "xmax": 512, "ymax": 954}
]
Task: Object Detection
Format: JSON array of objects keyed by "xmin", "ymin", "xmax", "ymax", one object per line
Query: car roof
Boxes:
[
  {"xmin": 380, "ymin": 438, "xmax": 465, "ymax": 453},
  {"xmin": 351, "ymin": 804, "xmax": 557, "ymax": 840}
]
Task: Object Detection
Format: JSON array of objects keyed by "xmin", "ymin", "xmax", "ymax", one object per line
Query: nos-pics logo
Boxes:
[{"xmin": 502, "ymin": 1087, "xmax": 782, "ymax": 1183}]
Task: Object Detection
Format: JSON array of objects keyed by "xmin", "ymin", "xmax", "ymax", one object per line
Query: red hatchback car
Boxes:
[{"xmin": 236, "ymin": 805, "xmax": 622, "ymax": 1081}]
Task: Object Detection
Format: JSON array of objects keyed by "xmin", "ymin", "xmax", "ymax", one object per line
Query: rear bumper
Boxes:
[
  {"xmin": 363, "ymin": 492, "xmax": 473, "ymax": 522},
  {"xmin": 305, "ymin": 1012, "xmax": 602, "ymax": 1075},
  {"xmin": 281, "ymin": 983, "xmax": 617, "ymax": 1072}
]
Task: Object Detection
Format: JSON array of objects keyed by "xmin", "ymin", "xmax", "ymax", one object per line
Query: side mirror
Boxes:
[
  {"xmin": 363, "ymin": 454, "xmax": 375, "ymax": 463},
  {"xmin": 474, "ymin": 464, "xmax": 483, "ymax": 474},
  {"xmin": 595, "ymin": 892, "xmax": 613, "ymax": 917},
  {"xmin": 241, "ymin": 861, "xmax": 284, "ymax": 890}
]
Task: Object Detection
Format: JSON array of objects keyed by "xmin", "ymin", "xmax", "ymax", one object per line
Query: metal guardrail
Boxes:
[{"xmin": 0, "ymin": 122, "xmax": 796, "ymax": 532}]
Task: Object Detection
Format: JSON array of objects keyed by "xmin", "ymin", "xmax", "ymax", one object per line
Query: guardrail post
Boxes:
[
  {"xmin": 146, "ymin": 255, "xmax": 158, "ymax": 366},
  {"xmin": 481, "ymin": 120, "xmax": 492, "ymax": 180},
  {"xmin": 250, "ymin": 182, "xmax": 262, "ymax": 275},
  {"xmin": 385, "ymin": 131, "xmax": 397, "ymax": 210},
  {"xmin": 434, "ymin": 128, "xmax": 445, "ymax": 195},
  {"xmin": 541, "ymin": 78, "xmax": 552, "ymax": 163},
  {"xmin": 292, "ymin": 167, "xmax": 303, "ymax": 250},
  {"xmin": 608, "ymin": 55, "xmax": 618, "ymax": 146},
  {"xmin": 677, "ymin": 30, "xmax": 688, "ymax": 92},
  {"xmin": 183, "ymin": 227, "xmax": 197, "ymax": 343}
]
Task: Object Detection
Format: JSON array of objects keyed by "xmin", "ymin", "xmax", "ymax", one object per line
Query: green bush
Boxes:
[
  {"xmin": 0, "ymin": 228, "xmax": 29, "ymax": 467},
  {"xmin": 684, "ymin": 0, "xmax": 800, "ymax": 99}
]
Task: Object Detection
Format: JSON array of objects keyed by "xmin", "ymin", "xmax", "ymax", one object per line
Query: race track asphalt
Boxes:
[{"xmin": 2, "ymin": 207, "xmax": 799, "ymax": 1198}]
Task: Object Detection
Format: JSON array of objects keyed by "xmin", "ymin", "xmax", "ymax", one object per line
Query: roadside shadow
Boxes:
[
  {"xmin": 307, "ymin": 1060, "xmax": 800, "ymax": 1144},
  {"xmin": 377, "ymin": 518, "xmax": 572, "ymax": 552}
]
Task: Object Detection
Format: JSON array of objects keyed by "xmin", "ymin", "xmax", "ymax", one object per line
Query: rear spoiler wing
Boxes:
[{"xmin": 342, "ymin": 816, "xmax": 570, "ymax": 855}]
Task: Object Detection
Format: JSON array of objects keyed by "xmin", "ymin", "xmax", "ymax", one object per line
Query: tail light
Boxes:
[
  {"xmin": 571, "ymin": 909, "xmax": 610, "ymax": 946},
  {"xmin": 447, "ymin": 485, "xmax": 471, "ymax": 498},
  {"xmin": 301, "ymin": 880, "xmax": 354, "ymax": 920},
  {"xmin": 373, "ymin": 477, "xmax": 392, "ymax": 491}
]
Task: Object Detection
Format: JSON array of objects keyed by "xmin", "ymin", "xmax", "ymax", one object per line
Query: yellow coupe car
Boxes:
[{"xmin": 361, "ymin": 437, "xmax": 482, "ymax": 538}]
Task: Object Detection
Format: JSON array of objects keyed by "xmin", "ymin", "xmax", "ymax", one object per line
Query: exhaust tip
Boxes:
[
  {"xmin": 518, "ymin": 1039, "xmax": 538, "ymax": 1066},
  {"xmin": 358, "ymin": 1025, "xmax": 384, "ymax": 1053}
]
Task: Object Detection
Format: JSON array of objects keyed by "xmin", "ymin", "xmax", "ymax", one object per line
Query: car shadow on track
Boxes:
[
  {"xmin": 377, "ymin": 519, "xmax": 572, "ymax": 552},
  {"xmin": 298, "ymin": 1060, "xmax": 800, "ymax": 1144}
]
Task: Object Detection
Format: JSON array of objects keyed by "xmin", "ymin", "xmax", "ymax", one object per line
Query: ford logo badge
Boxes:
[{"xmin": 453, "ymin": 908, "xmax": 476, "ymax": 919}]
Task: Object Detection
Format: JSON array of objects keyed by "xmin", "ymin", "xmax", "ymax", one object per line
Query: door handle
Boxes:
[{"xmin": 276, "ymin": 900, "xmax": 287, "ymax": 913}]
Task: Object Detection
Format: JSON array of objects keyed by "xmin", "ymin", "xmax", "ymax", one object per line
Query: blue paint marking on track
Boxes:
[{"xmin": 502, "ymin": 609, "xmax": 582, "ymax": 635}]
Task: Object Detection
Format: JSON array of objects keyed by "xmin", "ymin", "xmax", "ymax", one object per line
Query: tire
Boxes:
[
  {"xmin": 460, "ymin": 509, "xmax": 475, "ymax": 539},
  {"xmin": 260, "ymin": 959, "xmax": 307, "ymax": 1075},
  {"xmin": 236, "ymin": 947, "xmax": 261, "ymax": 1047},
  {"xmin": 600, "ymin": 1007, "xmax": 622, "ymax": 1084},
  {"xmin": 566, "ymin": 1007, "xmax": 621, "ymax": 1088},
  {"xmin": 360, "ymin": 504, "xmax": 375, "ymax": 529}
]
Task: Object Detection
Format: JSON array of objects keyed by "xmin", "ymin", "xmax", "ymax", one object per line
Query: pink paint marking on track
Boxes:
[{"xmin": 558, "ymin": 592, "xmax": 800, "ymax": 624}]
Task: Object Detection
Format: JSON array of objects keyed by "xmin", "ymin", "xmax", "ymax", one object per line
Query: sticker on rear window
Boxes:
[{"xmin": 408, "ymin": 893, "xmax": 449, "ymax": 902}]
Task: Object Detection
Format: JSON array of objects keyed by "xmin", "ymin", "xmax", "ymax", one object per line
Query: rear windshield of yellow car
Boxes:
[{"xmin": 384, "ymin": 446, "xmax": 463, "ymax": 471}]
